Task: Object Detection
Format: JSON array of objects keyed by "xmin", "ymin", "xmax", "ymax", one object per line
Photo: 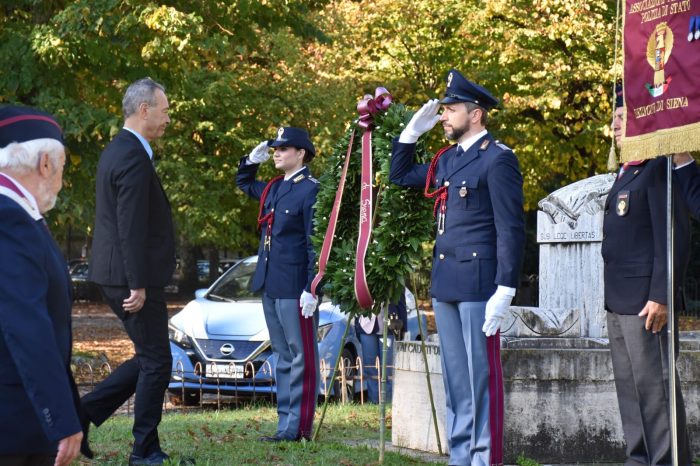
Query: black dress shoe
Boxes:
[
  {"xmin": 79, "ymin": 411, "xmax": 94, "ymax": 459},
  {"xmin": 128, "ymin": 451, "xmax": 170, "ymax": 466},
  {"xmin": 258, "ymin": 434, "xmax": 284, "ymax": 442}
]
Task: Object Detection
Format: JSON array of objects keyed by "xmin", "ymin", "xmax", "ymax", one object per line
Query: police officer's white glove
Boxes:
[
  {"xmin": 398, "ymin": 99, "xmax": 441, "ymax": 144},
  {"xmin": 300, "ymin": 290, "xmax": 318, "ymax": 319},
  {"xmin": 482, "ymin": 285, "xmax": 515, "ymax": 337},
  {"xmin": 248, "ymin": 141, "xmax": 271, "ymax": 164}
]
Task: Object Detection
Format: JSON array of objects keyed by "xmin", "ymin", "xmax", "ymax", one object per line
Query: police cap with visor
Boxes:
[
  {"xmin": 268, "ymin": 127, "xmax": 315, "ymax": 159},
  {"xmin": 439, "ymin": 69, "xmax": 499, "ymax": 110}
]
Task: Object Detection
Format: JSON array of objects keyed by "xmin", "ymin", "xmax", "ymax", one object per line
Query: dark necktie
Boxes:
[{"xmin": 451, "ymin": 145, "xmax": 464, "ymax": 171}]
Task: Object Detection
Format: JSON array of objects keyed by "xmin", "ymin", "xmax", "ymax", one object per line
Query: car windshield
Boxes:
[{"xmin": 206, "ymin": 260, "xmax": 262, "ymax": 301}]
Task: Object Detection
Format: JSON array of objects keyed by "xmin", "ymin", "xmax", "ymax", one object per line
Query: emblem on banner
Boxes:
[
  {"xmin": 616, "ymin": 190, "xmax": 630, "ymax": 217},
  {"xmin": 645, "ymin": 22, "xmax": 674, "ymax": 98}
]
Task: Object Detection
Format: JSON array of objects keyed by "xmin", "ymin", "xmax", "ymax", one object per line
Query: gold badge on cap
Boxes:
[
  {"xmin": 616, "ymin": 190, "xmax": 630, "ymax": 216},
  {"xmin": 277, "ymin": 127, "xmax": 285, "ymax": 140},
  {"xmin": 459, "ymin": 186, "xmax": 468, "ymax": 198},
  {"xmin": 447, "ymin": 72, "xmax": 453, "ymax": 87}
]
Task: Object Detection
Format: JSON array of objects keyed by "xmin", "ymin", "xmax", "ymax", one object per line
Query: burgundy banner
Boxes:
[{"xmin": 622, "ymin": 0, "xmax": 700, "ymax": 160}]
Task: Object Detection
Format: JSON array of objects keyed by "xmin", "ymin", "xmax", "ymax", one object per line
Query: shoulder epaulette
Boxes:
[{"xmin": 494, "ymin": 140, "xmax": 511, "ymax": 151}]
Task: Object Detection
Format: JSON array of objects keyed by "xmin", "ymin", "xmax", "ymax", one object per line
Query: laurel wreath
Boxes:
[{"xmin": 311, "ymin": 103, "xmax": 434, "ymax": 317}]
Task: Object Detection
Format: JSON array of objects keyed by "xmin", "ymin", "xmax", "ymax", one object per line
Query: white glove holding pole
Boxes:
[
  {"xmin": 248, "ymin": 141, "xmax": 271, "ymax": 164},
  {"xmin": 300, "ymin": 291, "xmax": 318, "ymax": 318},
  {"xmin": 398, "ymin": 99, "xmax": 442, "ymax": 144},
  {"xmin": 482, "ymin": 285, "xmax": 515, "ymax": 337}
]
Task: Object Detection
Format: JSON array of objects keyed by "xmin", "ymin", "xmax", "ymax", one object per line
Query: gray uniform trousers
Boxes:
[
  {"xmin": 433, "ymin": 300, "xmax": 492, "ymax": 466},
  {"xmin": 607, "ymin": 312, "xmax": 692, "ymax": 465},
  {"xmin": 262, "ymin": 294, "xmax": 320, "ymax": 440}
]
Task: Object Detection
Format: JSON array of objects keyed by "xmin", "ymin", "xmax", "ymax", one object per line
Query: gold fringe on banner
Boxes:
[
  {"xmin": 607, "ymin": 142, "xmax": 618, "ymax": 172},
  {"xmin": 620, "ymin": 120, "xmax": 700, "ymax": 162}
]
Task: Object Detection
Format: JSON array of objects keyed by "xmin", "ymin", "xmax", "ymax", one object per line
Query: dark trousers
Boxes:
[
  {"xmin": 0, "ymin": 456, "xmax": 55, "ymax": 466},
  {"xmin": 607, "ymin": 312, "xmax": 692, "ymax": 466},
  {"xmin": 81, "ymin": 286, "xmax": 172, "ymax": 457}
]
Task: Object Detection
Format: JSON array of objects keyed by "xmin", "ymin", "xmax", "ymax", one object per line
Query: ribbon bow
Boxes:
[{"xmin": 357, "ymin": 87, "xmax": 393, "ymax": 129}]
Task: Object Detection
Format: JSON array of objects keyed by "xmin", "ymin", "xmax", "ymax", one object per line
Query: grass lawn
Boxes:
[{"xmin": 80, "ymin": 402, "xmax": 443, "ymax": 465}]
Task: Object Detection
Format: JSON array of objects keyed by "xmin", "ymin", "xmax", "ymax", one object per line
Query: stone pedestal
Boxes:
[
  {"xmin": 392, "ymin": 338, "xmax": 700, "ymax": 463},
  {"xmin": 391, "ymin": 341, "xmax": 448, "ymax": 454}
]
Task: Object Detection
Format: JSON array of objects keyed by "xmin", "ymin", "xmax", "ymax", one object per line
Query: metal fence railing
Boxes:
[{"xmin": 73, "ymin": 356, "xmax": 394, "ymax": 412}]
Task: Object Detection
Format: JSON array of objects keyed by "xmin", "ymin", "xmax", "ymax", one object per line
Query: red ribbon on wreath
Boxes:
[{"xmin": 311, "ymin": 88, "xmax": 392, "ymax": 310}]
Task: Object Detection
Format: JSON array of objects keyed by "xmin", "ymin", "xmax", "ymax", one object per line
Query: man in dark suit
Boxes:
[
  {"xmin": 82, "ymin": 78, "xmax": 177, "ymax": 466},
  {"xmin": 390, "ymin": 69, "xmax": 525, "ymax": 466},
  {"xmin": 0, "ymin": 106, "xmax": 83, "ymax": 466},
  {"xmin": 603, "ymin": 91, "xmax": 693, "ymax": 464}
]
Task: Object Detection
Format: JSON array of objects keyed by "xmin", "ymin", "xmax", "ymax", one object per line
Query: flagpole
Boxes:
[{"xmin": 666, "ymin": 155, "xmax": 678, "ymax": 466}]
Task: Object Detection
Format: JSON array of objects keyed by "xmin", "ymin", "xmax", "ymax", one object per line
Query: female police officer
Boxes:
[{"xmin": 236, "ymin": 127, "xmax": 320, "ymax": 442}]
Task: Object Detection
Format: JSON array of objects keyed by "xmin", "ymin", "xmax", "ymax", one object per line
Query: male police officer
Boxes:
[
  {"xmin": 390, "ymin": 69, "xmax": 525, "ymax": 466},
  {"xmin": 604, "ymin": 86, "xmax": 693, "ymax": 464}
]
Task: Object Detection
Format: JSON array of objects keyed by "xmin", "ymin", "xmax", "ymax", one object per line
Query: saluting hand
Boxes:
[
  {"xmin": 639, "ymin": 300, "xmax": 667, "ymax": 333},
  {"xmin": 399, "ymin": 99, "xmax": 441, "ymax": 144},
  {"xmin": 123, "ymin": 288, "xmax": 146, "ymax": 313},
  {"xmin": 248, "ymin": 141, "xmax": 271, "ymax": 164}
]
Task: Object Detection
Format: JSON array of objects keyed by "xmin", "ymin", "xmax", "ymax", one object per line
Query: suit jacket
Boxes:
[
  {"xmin": 601, "ymin": 158, "xmax": 690, "ymax": 314},
  {"xmin": 0, "ymin": 181, "xmax": 81, "ymax": 454},
  {"xmin": 674, "ymin": 160, "xmax": 700, "ymax": 219},
  {"xmin": 390, "ymin": 133, "xmax": 525, "ymax": 302},
  {"xmin": 236, "ymin": 160, "xmax": 318, "ymax": 299},
  {"xmin": 89, "ymin": 129, "xmax": 176, "ymax": 289}
]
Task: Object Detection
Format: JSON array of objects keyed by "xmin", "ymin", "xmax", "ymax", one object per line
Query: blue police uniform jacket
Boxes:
[
  {"xmin": 236, "ymin": 160, "xmax": 319, "ymax": 299},
  {"xmin": 390, "ymin": 133, "xmax": 525, "ymax": 302},
  {"xmin": 602, "ymin": 157, "xmax": 690, "ymax": 315},
  {"xmin": 0, "ymin": 194, "xmax": 81, "ymax": 454}
]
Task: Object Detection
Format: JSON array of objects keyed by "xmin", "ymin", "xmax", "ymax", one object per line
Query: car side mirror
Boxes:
[{"xmin": 194, "ymin": 289, "xmax": 207, "ymax": 299}]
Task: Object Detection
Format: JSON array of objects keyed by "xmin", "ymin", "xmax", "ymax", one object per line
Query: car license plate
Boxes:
[{"xmin": 206, "ymin": 363, "xmax": 244, "ymax": 379}]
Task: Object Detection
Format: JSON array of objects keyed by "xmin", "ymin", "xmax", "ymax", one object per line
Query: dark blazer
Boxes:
[
  {"xmin": 236, "ymin": 160, "xmax": 318, "ymax": 299},
  {"xmin": 0, "ymin": 193, "xmax": 81, "ymax": 454},
  {"xmin": 674, "ymin": 160, "xmax": 700, "ymax": 219},
  {"xmin": 601, "ymin": 158, "xmax": 690, "ymax": 314},
  {"xmin": 89, "ymin": 129, "xmax": 176, "ymax": 289},
  {"xmin": 390, "ymin": 133, "xmax": 525, "ymax": 302}
]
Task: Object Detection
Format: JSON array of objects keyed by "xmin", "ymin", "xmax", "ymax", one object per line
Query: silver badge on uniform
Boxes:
[
  {"xmin": 459, "ymin": 186, "xmax": 468, "ymax": 198},
  {"xmin": 616, "ymin": 190, "xmax": 630, "ymax": 216},
  {"xmin": 277, "ymin": 127, "xmax": 285, "ymax": 140},
  {"xmin": 447, "ymin": 72, "xmax": 453, "ymax": 87}
]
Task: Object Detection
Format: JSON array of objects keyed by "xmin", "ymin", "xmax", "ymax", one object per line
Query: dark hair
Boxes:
[
  {"xmin": 302, "ymin": 149, "xmax": 314, "ymax": 163},
  {"xmin": 465, "ymin": 101, "xmax": 488, "ymax": 126}
]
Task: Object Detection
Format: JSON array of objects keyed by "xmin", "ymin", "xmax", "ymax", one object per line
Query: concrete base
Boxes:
[{"xmin": 392, "ymin": 335, "xmax": 700, "ymax": 463}]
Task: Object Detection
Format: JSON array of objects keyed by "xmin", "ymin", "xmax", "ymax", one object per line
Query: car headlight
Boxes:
[
  {"xmin": 168, "ymin": 323, "xmax": 193, "ymax": 349},
  {"xmin": 317, "ymin": 323, "xmax": 332, "ymax": 343}
]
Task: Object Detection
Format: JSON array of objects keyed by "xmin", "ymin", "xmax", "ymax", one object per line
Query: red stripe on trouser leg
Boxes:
[
  {"xmin": 487, "ymin": 331, "xmax": 504, "ymax": 466},
  {"xmin": 297, "ymin": 304, "xmax": 317, "ymax": 439}
]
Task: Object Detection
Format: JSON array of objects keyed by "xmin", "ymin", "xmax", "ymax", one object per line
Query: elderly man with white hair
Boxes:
[{"xmin": 0, "ymin": 105, "xmax": 83, "ymax": 466}]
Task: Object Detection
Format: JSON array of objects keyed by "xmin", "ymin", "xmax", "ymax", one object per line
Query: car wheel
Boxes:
[
  {"xmin": 168, "ymin": 390, "xmax": 201, "ymax": 406},
  {"xmin": 332, "ymin": 347, "xmax": 356, "ymax": 402}
]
